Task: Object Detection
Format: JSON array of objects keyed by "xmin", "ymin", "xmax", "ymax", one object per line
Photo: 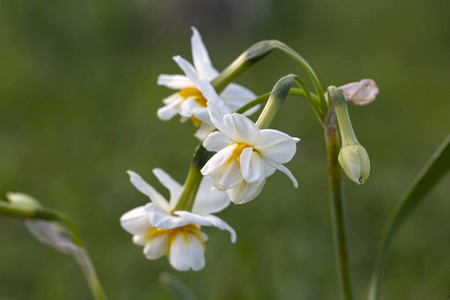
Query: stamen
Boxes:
[
  {"xmin": 228, "ymin": 143, "xmax": 250, "ymax": 163},
  {"xmin": 179, "ymin": 87, "xmax": 207, "ymax": 107}
]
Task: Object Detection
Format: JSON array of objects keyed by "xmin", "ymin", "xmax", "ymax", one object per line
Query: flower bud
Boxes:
[
  {"xmin": 6, "ymin": 192, "xmax": 42, "ymax": 209},
  {"xmin": 339, "ymin": 79, "xmax": 379, "ymax": 105},
  {"xmin": 338, "ymin": 144, "xmax": 370, "ymax": 184}
]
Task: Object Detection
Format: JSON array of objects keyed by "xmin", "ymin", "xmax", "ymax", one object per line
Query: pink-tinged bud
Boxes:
[{"xmin": 339, "ymin": 79, "xmax": 379, "ymax": 105}]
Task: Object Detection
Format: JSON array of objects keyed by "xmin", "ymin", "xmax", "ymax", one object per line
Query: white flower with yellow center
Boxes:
[
  {"xmin": 120, "ymin": 169, "xmax": 235, "ymax": 271},
  {"xmin": 199, "ymin": 85, "xmax": 300, "ymax": 204},
  {"xmin": 157, "ymin": 27, "xmax": 257, "ymax": 140}
]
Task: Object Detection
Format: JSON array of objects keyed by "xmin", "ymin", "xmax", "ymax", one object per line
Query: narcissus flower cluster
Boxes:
[{"xmin": 121, "ymin": 169, "xmax": 235, "ymax": 271}]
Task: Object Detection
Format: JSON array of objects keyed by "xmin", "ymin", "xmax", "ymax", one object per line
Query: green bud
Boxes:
[
  {"xmin": 338, "ymin": 144, "xmax": 370, "ymax": 184},
  {"xmin": 6, "ymin": 192, "xmax": 42, "ymax": 209}
]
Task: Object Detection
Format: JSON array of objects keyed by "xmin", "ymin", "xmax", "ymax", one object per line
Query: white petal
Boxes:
[
  {"xmin": 127, "ymin": 171, "xmax": 171, "ymax": 211},
  {"xmin": 193, "ymin": 107, "xmax": 212, "ymax": 125},
  {"xmin": 240, "ymin": 147, "xmax": 265, "ymax": 184},
  {"xmin": 169, "ymin": 232, "xmax": 205, "ymax": 271},
  {"xmin": 169, "ymin": 233, "xmax": 191, "ymax": 271},
  {"xmin": 265, "ymin": 159, "xmax": 298, "ymax": 188},
  {"xmin": 157, "ymin": 100, "xmax": 181, "ymax": 121},
  {"xmin": 201, "ymin": 144, "xmax": 236, "ymax": 175},
  {"xmin": 24, "ymin": 219, "xmax": 78, "ymax": 254},
  {"xmin": 223, "ymin": 113, "xmax": 261, "ymax": 144},
  {"xmin": 120, "ymin": 206, "xmax": 151, "ymax": 235},
  {"xmin": 152, "ymin": 168, "xmax": 182, "ymax": 209},
  {"xmin": 226, "ymin": 180, "xmax": 266, "ymax": 205},
  {"xmin": 173, "ymin": 56, "xmax": 203, "ymax": 89},
  {"xmin": 192, "ymin": 177, "xmax": 230, "ymax": 215},
  {"xmin": 145, "ymin": 203, "xmax": 190, "ymax": 229},
  {"xmin": 257, "ymin": 129, "xmax": 300, "ymax": 163},
  {"xmin": 203, "ymin": 131, "xmax": 233, "ymax": 152},
  {"xmin": 157, "ymin": 74, "xmax": 193, "ymax": 90},
  {"xmin": 143, "ymin": 233, "xmax": 169, "ymax": 260},
  {"xmin": 204, "ymin": 162, "xmax": 228, "ymax": 190},
  {"xmin": 220, "ymin": 83, "xmax": 256, "ymax": 110},
  {"xmin": 174, "ymin": 212, "xmax": 236, "ymax": 243},
  {"xmin": 217, "ymin": 160, "xmax": 243, "ymax": 190},
  {"xmin": 194, "ymin": 122, "xmax": 215, "ymax": 141},
  {"xmin": 179, "ymin": 98, "xmax": 202, "ymax": 118},
  {"xmin": 190, "ymin": 27, "xmax": 219, "ymax": 80}
]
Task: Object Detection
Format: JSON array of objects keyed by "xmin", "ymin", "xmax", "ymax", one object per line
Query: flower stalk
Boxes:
[
  {"xmin": 323, "ymin": 110, "xmax": 355, "ymax": 300},
  {"xmin": 173, "ymin": 143, "xmax": 213, "ymax": 212},
  {"xmin": 0, "ymin": 200, "xmax": 108, "ymax": 300}
]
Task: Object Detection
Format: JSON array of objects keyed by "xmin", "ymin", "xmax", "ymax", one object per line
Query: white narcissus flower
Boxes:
[
  {"xmin": 199, "ymin": 85, "xmax": 300, "ymax": 204},
  {"xmin": 157, "ymin": 26, "xmax": 257, "ymax": 140},
  {"xmin": 120, "ymin": 169, "xmax": 235, "ymax": 271}
]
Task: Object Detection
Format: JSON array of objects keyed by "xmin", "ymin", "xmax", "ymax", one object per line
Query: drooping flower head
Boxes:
[
  {"xmin": 120, "ymin": 169, "xmax": 235, "ymax": 271},
  {"xmin": 198, "ymin": 83, "xmax": 300, "ymax": 204},
  {"xmin": 157, "ymin": 27, "xmax": 257, "ymax": 140}
]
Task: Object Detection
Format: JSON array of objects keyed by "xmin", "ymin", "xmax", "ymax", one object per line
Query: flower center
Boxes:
[
  {"xmin": 228, "ymin": 143, "xmax": 250, "ymax": 163},
  {"xmin": 179, "ymin": 87, "xmax": 207, "ymax": 107},
  {"xmin": 179, "ymin": 87, "xmax": 207, "ymax": 127},
  {"xmin": 145, "ymin": 224, "xmax": 205, "ymax": 249}
]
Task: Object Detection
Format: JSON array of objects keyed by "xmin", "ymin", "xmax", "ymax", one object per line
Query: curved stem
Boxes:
[
  {"xmin": 173, "ymin": 143, "xmax": 213, "ymax": 212},
  {"xmin": 211, "ymin": 40, "xmax": 328, "ymax": 116},
  {"xmin": 324, "ymin": 111, "xmax": 355, "ymax": 300},
  {"xmin": 0, "ymin": 202, "xmax": 108, "ymax": 300}
]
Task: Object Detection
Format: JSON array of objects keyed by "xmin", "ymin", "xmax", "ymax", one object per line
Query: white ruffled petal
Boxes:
[
  {"xmin": 127, "ymin": 171, "xmax": 171, "ymax": 211},
  {"xmin": 143, "ymin": 233, "xmax": 169, "ymax": 260},
  {"xmin": 157, "ymin": 100, "xmax": 181, "ymax": 121},
  {"xmin": 179, "ymin": 98, "xmax": 203, "ymax": 118},
  {"xmin": 217, "ymin": 160, "xmax": 243, "ymax": 190},
  {"xmin": 190, "ymin": 27, "xmax": 219, "ymax": 81},
  {"xmin": 201, "ymin": 144, "xmax": 236, "ymax": 175},
  {"xmin": 240, "ymin": 147, "xmax": 265, "ymax": 184},
  {"xmin": 174, "ymin": 211, "xmax": 236, "ymax": 243},
  {"xmin": 120, "ymin": 206, "xmax": 151, "ymax": 235},
  {"xmin": 157, "ymin": 74, "xmax": 193, "ymax": 90},
  {"xmin": 152, "ymin": 168, "xmax": 183, "ymax": 209},
  {"xmin": 203, "ymin": 131, "xmax": 233, "ymax": 152},
  {"xmin": 145, "ymin": 203, "xmax": 190, "ymax": 229},
  {"xmin": 192, "ymin": 177, "xmax": 230, "ymax": 215},
  {"xmin": 223, "ymin": 113, "xmax": 261, "ymax": 144},
  {"xmin": 173, "ymin": 56, "xmax": 203, "ymax": 89},
  {"xmin": 257, "ymin": 129, "xmax": 300, "ymax": 163},
  {"xmin": 226, "ymin": 180, "xmax": 266, "ymax": 205},
  {"xmin": 169, "ymin": 232, "xmax": 205, "ymax": 271}
]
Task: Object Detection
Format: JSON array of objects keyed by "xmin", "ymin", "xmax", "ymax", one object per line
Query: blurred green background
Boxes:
[{"xmin": 0, "ymin": 0, "xmax": 449, "ymax": 299}]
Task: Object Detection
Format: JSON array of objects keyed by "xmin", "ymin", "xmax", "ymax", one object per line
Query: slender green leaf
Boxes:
[{"xmin": 368, "ymin": 134, "xmax": 450, "ymax": 300}]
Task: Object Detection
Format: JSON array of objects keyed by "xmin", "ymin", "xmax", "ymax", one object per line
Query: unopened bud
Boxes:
[
  {"xmin": 339, "ymin": 79, "xmax": 379, "ymax": 105},
  {"xmin": 338, "ymin": 144, "xmax": 370, "ymax": 184},
  {"xmin": 6, "ymin": 192, "xmax": 42, "ymax": 209}
]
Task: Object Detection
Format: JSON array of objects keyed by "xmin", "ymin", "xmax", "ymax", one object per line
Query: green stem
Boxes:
[
  {"xmin": 255, "ymin": 75, "xmax": 325, "ymax": 129},
  {"xmin": 173, "ymin": 143, "xmax": 213, "ymax": 212},
  {"xmin": 0, "ymin": 202, "xmax": 83, "ymax": 246},
  {"xmin": 328, "ymin": 87, "xmax": 359, "ymax": 146},
  {"xmin": 210, "ymin": 40, "xmax": 327, "ymax": 115},
  {"xmin": 324, "ymin": 110, "xmax": 355, "ymax": 300},
  {"xmin": 0, "ymin": 202, "xmax": 108, "ymax": 300},
  {"xmin": 75, "ymin": 248, "xmax": 110, "ymax": 300},
  {"xmin": 235, "ymin": 88, "xmax": 319, "ymax": 115}
]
